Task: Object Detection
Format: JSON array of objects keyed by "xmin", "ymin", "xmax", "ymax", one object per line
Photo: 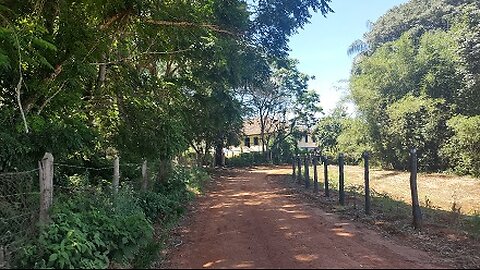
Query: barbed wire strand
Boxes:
[
  {"xmin": 55, "ymin": 163, "xmax": 143, "ymax": 170},
  {"xmin": 0, "ymin": 169, "xmax": 39, "ymax": 177},
  {"xmin": 54, "ymin": 163, "xmax": 113, "ymax": 171}
]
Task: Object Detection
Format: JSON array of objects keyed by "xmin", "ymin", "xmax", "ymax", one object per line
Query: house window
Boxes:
[
  {"xmin": 305, "ymin": 135, "xmax": 308, "ymax": 143},
  {"xmin": 253, "ymin": 137, "xmax": 259, "ymax": 146},
  {"xmin": 245, "ymin": 137, "xmax": 251, "ymax": 147},
  {"xmin": 312, "ymin": 136, "xmax": 316, "ymax": 143}
]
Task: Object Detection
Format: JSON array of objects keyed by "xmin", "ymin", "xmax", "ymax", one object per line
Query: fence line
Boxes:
[
  {"xmin": 0, "ymin": 153, "xmax": 154, "ymax": 268},
  {"xmin": 292, "ymin": 149, "xmax": 423, "ymax": 229},
  {"xmin": 0, "ymin": 167, "xmax": 40, "ymax": 269},
  {"xmin": 0, "ymin": 192, "xmax": 40, "ymax": 199},
  {"xmin": 55, "ymin": 163, "xmax": 113, "ymax": 171},
  {"xmin": 0, "ymin": 169, "xmax": 39, "ymax": 176}
]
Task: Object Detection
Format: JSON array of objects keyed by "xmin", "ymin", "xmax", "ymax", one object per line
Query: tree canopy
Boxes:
[
  {"xmin": 0, "ymin": 0, "xmax": 333, "ymax": 172},
  {"xmin": 341, "ymin": 0, "xmax": 480, "ymax": 174}
]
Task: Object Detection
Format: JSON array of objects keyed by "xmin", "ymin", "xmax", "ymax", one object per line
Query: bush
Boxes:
[
  {"xmin": 16, "ymin": 166, "xmax": 210, "ymax": 269},
  {"xmin": 138, "ymin": 191, "xmax": 175, "ymax": 223},
  {"xmin": 441, "ymin": 115, "xmax": 480, "ymax": 177},
  {"xmin": 138, "ymin": 167, "xmax": 209, "ymax": 225},
  {"xmin": 384, "ymin": 95, "xmax": 449, "ymax": 171},
  {"xmin": 337, "ymin": 118, "xmax": 373, "ymax": 164},
  {"xmin": 17, "ymin": 188, "xmax": 153, "ymax": 269},
  {"xmin": 225, "ymin": 152, "xmax": 269, "ymax": 167}
]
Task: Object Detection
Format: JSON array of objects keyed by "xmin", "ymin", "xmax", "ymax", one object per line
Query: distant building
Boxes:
[{"xmin": 225, "ymin": 118, "xmax": 318, "ymax": 157}]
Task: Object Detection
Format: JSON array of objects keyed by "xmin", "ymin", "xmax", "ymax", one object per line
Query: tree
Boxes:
[
  {"xmin": 347, "ymin": 0, "xmax": 480, "ymax": 173},
  {"xmin": 250, "ymin": 0, "xmax": 333, "ymax": 56},
  {"xmin": 184, "ymin": 88, "xmax": 243, "ymax": 167},
  {"xmin": 364, "ymin": 0, "xmax": 473, "ymax": 50},
  {"xmin": 314, "ymin": 106, "xmax": 347, "ymax": 156},
  {"xmin": 243, "ymin": 58, "xmax": 320, "ymax": 160},
  {"xmin": 337, "ymin": 117, "xmax": 373, "ymax": 162},
  {"xmin": 0, "ymin": 0, "xmax": 334, "ymax": 173},
  {"xmin": 441, "ymin": 115, "xmax": 480, "ymax": 177}
]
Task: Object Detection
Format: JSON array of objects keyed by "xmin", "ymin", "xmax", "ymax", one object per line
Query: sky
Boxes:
[{"xmin": 288, "ymin": 0, "xmax": 409, "ymax": 115}]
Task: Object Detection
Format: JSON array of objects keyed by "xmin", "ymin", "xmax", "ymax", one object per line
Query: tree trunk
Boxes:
[
  {"xmin": 156, "ymin": 159, "xmax": 171, "ymax": 183},
  {"xmin": 203, "ymin": 142, "xmax": 212, "ymax": 167},
  {"xmin": 215, "ymin": 142, "xmax": 225, "ymax": 167},
  {"xmin": 95, "ymin": 62, "xmax": 107, "ymax": 93}
]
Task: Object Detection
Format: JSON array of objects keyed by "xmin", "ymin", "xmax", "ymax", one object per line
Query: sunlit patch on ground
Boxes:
[
  {"xmin": 294, "ymin": 254, "xmax": 319, "ymax": 262},
  {"xmin": 202, "ymin": 259, "xmax": 225, "ymax": 268}
]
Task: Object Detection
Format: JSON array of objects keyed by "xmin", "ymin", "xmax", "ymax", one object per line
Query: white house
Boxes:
[{"xmin": 225, "ymin": 119, "xmax": 318, "ymax": 157}]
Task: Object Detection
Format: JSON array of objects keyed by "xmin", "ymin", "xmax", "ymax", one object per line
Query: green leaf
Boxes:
[
  {"xmin": 0, "ymin": 52, "xmax": 10, "ymax": 69},
  {"xmin": 32, "ymin": 38, "xmax": 57, "ymax": 52},
  {"xmin": 48, "ymin": 253, "xmax": 58, "ymax": 262},
  {"xmin": 37, "ymin": 54, "xmax": 55, "ymax": 70}
]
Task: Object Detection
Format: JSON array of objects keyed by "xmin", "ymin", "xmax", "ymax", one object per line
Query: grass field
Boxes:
[{"xmin": 275, "ymin": 165, "xmax": 480, "ymax": 216}]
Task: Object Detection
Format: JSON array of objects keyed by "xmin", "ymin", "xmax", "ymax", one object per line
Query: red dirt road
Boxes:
[{"xmin": 166, "ymin": 168, "xmax": 446, "ymax": 269}]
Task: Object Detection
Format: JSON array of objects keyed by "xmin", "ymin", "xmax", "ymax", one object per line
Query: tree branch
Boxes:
[
  {"xmin": 143, "ymin": 19, "xmax": 239, "ymax": 36},
  {"xmin": 13, "ymin": 25, "xmax": 29, "ymax": 133},
  {"xmin": 37, "ymin": 82, "xmax": 67, "ymax": 115},
  {"xmin": 99, "ymin": 9, "xmax": 133, "ymax": 30},
  {"xmin": 89, "ymin": 49, "xmax": 193, "ymax": 66}
]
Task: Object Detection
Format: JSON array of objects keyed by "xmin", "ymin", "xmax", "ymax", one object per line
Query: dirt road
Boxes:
[{"xmin": 166, "ymin": 167, "xmax": 446, "ymax": 269}]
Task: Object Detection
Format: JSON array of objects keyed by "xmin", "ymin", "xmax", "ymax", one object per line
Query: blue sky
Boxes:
[{"xmin": 288, "ymin": 0, "xmax": 409, "ymax": 114}]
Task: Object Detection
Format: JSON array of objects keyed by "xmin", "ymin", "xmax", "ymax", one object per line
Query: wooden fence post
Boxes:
[
  {"xmin": 142, "ymin": 160, "xmax": 148, "ymax": 191},
  {"xmin": 113, "ymin": 156, "xmax": 120, "ymax": 193},
  {"xmin": 323, "ymin": 156, "xmax": 329, "ymax": 197},
  {"xmin": 410, "ymin": 149, "xmax": 423, "ymax": 229},
  {"xmin": 339, "ymin": 153, "xmax": 345, "ymax": 206},
  {"xmin": 304, "ymin": 155, "xmax": 310, "ymax": 189},
  {"xmin": 363, "ymin": 152, "xmax": 371, "ymax": 215},
  {"xmin": 313, "ymin": 156, "xmax": 319, "ymax": 194},
  {"xmin": 297, "ymin": 156, "xmax": 302, "ymax": 184},
  {"xmin": 39, "ymin": 152, "xmax": 54, "ymax": 225}
]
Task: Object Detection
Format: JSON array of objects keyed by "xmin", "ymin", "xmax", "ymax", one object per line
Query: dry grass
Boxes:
[
  {"xmin": 270, "ymin": 165, "xmax": 480, "ymax": 215},
  {"xmin": 262, "ymin": 166, "xmax": 480, "ymax": 268}
]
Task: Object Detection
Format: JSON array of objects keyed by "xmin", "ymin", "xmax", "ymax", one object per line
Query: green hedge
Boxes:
[{"xmin": 225, "ymin": 152, "xmax": 270, "ymax": 167}]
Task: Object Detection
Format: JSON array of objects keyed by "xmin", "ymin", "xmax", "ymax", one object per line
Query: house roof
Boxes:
[
  {"xmin": 242, "ymin": 118, "xmax": 279, "ymax": 136},
  {"xmin": 242, "ymin": 119, "xmax": 262, "ymax": 136}
]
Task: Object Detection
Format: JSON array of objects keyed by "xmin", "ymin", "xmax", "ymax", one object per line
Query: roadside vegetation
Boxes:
[{"xmin": 14, "ymin": 167, "xmax": 209, "ymax": 269}]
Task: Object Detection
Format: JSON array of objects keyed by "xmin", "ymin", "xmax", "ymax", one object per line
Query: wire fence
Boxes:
[
  {"xmin": 52, "ymin": 162, "xmax": 144, "ymax": 191},
  {"xmin": 0, "ymin": 169, "xmax": 40, "ymax": 268},
  {"xmin": 0, "ymin": 157, "xmax": 152, "ymax": 268},
  {"xmin": 0, "ymin": 152, "xmax": 202, "ymax": 269}
]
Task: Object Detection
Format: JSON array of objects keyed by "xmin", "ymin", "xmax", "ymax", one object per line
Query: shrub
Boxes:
[
  {"xmin": 138, "ymin": 191, "xmax": 174, "ymax": 223},
  {"xmin": 140, "ymin": 166, "xmax": 210, "ymax": 224},
  {"xmin": 225, "ymin": 152, "xmax": 269, "ymax": 167},
  {"xmin": 16, "ymin": 166, "xmax": 210, "ymax": 269},
  {"xmin": 441, "ymin": 115, "xmax": 480, "ymax": 177},
  {"xmin": 17, "ymin": 188, "xmax": 153, "ymax": 269}
]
